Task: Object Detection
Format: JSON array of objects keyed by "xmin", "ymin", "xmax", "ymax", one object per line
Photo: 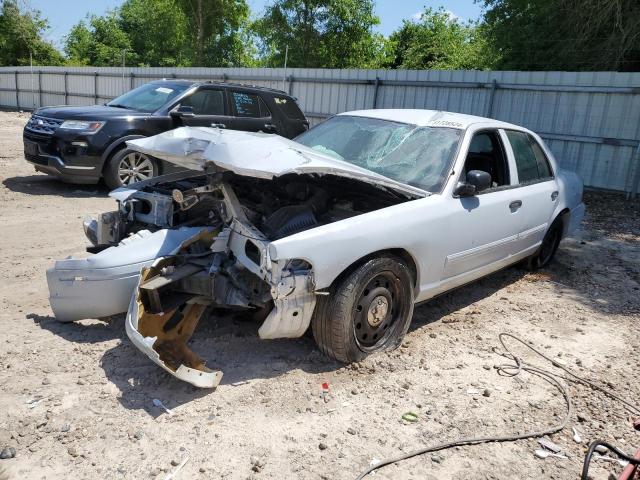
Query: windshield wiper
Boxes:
[{"xmin": 108, "ymin": 103, "xmax": 133, "ymax": 110}]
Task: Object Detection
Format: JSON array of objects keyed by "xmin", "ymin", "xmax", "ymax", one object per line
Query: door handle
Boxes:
[
  {"xmin": 551, "ymin": 191, "xmax": 559, "ymax": 201},
  {"xmin": 509, "ymin": 200, "xmax": 523, "ymax": 211},
  {"xmin": 211, "ymin": 123, "xmax": 226, "ymax": 129},
  {"xmin": 263, "ymin": 123, "xmax": 276, "ymax": 131}
]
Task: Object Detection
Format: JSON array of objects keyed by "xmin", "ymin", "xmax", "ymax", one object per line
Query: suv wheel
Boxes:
[
  {"xmin": 312, "ymin": 255, "xmax": 414, "ymax": 364},
  {"xmin": 104, "ymin": 148, "xmax": 158, "ymax": 189}
]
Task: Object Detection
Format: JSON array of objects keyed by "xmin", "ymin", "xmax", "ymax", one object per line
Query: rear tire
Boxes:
[
  {"xmin": 103, "ymin": 148, "xmax": 158, "ymax": 190},
  {"xmin": 526, "ymin": 216, "xmax": 564, "ymax": 271},
  {"xmin": 312, "ymin": 255, "xmax": 414, "ymax": 363}
]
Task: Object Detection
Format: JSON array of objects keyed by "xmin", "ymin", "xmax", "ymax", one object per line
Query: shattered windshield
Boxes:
[
  {"xmin": 295, "ymin": 115, "xmax": 462, "ymax": 192},
  {"xmin": 107, "ymin": 83, "xmax": 190, "ymax": 113}
]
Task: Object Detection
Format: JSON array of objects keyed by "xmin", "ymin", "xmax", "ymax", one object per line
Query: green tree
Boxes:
[
  {"xmin": 0, "ymin": 0, "xmax": 63, "ymax": 66},
  {"xmin": 481, "ymin": 0, "xmax": 640, "ymax": 71},
  {"xmin": 252, "ymin": 0, "xmax": 384, "ymax": 68},
  {"xmin": 386, "ymin": 8, "xmax": 496, "ymax": 70},
  {"xmin": 65, "ymin": 12, "xmax": 136, "ymax": 66},
  {"xmin": 120, "ymin": 0, "xmax": 190, "ymax": 67},
  {"xmin": 177, "ymin": 0, "xmax": 251, "ymax": 66}
]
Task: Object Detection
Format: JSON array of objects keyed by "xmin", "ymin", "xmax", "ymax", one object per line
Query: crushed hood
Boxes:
[{"xmin": 127, "ymin": 127, "xmax": 427, "ymax": 198}]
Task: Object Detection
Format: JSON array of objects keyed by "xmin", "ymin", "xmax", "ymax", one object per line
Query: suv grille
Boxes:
[{"xmin": 25, "ymin": 115, "xmax": 63, "ymax": 135}]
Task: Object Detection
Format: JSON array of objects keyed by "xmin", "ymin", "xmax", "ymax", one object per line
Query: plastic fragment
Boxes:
[{"xmin": 153, "ymin": 398, "xmax": 174, "ymax": 415}]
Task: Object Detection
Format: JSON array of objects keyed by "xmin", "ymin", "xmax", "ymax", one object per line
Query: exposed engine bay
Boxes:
[
  {"xmin": 86, "ymin": 170, "xmax": 409, "ymax": 248},
  {"xmin": 70, "ymin": 169, "xmax": 414, "ymax": 388}
]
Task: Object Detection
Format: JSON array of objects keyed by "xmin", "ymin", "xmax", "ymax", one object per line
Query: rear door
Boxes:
[
  {"xmin": 502, "ymin": 130, "xmax": 558, "ymax": 254},
  {"xmin": 177, "ymin": 86, "xmax": 233, "ymax": 129},
  {"xmin": 227, "ymin": 90, "xmax": 277, "ymax": 134}
]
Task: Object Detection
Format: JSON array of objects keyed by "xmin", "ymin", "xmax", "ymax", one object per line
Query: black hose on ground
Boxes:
[{"xmin": 354, "ymin": 332, "xmax": 640, "ymax": 480}]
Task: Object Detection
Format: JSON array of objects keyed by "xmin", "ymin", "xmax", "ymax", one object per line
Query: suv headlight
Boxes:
[{"xmin": 59, "ymin": 120, "xmax": 105, "ymax": 133}]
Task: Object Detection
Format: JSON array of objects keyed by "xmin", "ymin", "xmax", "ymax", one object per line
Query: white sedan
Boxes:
[{"xmin": 47, "ymin": 110, "xmax": 585, "ymax": 387}]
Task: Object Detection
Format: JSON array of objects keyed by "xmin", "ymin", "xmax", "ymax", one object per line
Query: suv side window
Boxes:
[
  {"xmin": 180, "ymin": 89, "xmax": 225, "ymax": 115},
  {"xmin": 506, "ymin": 130, "xmax": 553, "ymax": 183},
  {"xmin": 230, "ymin": 91, "xmax": 262, "ymax": 118}
]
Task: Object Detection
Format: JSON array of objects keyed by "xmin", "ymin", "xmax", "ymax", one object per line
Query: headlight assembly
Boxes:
[{"xmin": 59, "ymin": 120, "xmax": 105, "ymax": 133}]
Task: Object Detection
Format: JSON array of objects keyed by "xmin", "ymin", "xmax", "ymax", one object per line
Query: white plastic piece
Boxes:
[
  {"xmin": 152, "ymin": 398, "xmax": 173, "ymax": 415},
  {"xmin": 534, "ymin": 449, "xmax": 567, "ymax": 460}
]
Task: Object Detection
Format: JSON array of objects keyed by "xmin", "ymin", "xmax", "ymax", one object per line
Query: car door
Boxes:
[
  {"xmin": 227, "ymin": 90, "xmax": 278, "ymax": 134},
  {"xmin": 502, "ymin": 130, "xmax": 558, "ymax": 254},
  {"xmin": 176, "ymin": 86, "xmax": 233, "ymax": 129},
  {"xmin": 441, "ymin": 129, "xmax": 523, "ymax": 280}
]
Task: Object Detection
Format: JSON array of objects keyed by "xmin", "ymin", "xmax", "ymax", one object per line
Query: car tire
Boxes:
[
  {"xmin": 526, "ymin": 216, "xmax": 564, "ymax": 271},
  {"xmin": 312, "ymin": 255, "xmax": 414, "ymax": 364},
  {"xmin": 103, "ymin": 148, "xmax": 158, "ymax": 190}
]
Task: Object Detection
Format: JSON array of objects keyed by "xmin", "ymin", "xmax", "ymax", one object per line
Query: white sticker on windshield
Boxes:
[{"xmin": 155, "ymin": 87, "xmax": 174, "ymax": 94}]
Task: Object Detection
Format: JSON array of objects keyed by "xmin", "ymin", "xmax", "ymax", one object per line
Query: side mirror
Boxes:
[
  {"xmin": 170, "ymin": 105, "xmax": 195, "ymax": 118},
  {"xmin": 454, "ymin": 170, "xmax": 492, "ymax": 197}
]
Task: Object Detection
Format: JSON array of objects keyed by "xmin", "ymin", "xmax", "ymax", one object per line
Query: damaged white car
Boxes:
[{"xmin": 47, "ymin": 110, "xmax": 585, "ymax": 388}]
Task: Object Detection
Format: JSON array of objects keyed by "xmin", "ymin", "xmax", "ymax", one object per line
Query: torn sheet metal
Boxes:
[
  {"xmin": 126, "ymin": 127, "xmax": 427, "ymax": 198},
  {"xmin": 47, "ymin": 227, "xmax": 215, "ymax": 322},
  {"xmin": 125, "ymin": 246, "xmax": 223, "ymax": 389}
]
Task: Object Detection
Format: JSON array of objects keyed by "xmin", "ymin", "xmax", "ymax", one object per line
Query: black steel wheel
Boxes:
[
  {"xmin": 312, "ymin": 255, "xmax": 414, "ymax": 363},
  {"xmin": 527, "ymin": 216, "xmax": 564, "ymax": 270}
]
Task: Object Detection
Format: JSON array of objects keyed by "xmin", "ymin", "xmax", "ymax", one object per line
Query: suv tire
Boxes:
[{"xmin": 104, "ymin": 148, "xmax": 158, "ymax": 190}]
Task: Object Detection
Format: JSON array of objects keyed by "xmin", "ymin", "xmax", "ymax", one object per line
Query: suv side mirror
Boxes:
[
  {"xmin": 454, "ymin": 170, "xmax": 492, "ymax": 197},
  {"xmin": 170, "ymin": 105, "xmax": 195, "ymax": 118}
]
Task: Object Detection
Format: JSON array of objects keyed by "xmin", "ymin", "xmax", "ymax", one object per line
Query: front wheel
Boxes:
[
  {"xmin": 103, "ymin": 148, "xmax": 158, "ymax": 190},
  {"xmin": 526, "ymin": 216, "xmax": 564, "ymax": 270},
  {"xmin": 312, "ymin": 255, "xmax": 414, "ymax": 364}
]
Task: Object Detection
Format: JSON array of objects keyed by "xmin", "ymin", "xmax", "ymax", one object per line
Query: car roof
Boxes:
[
  {"xmin": 149, "ymin": 79, "xmax": 290, "ymax": 97},
  {"xmin": 339, "ymin": 109, "xmax": 527, "ymax": 131}
]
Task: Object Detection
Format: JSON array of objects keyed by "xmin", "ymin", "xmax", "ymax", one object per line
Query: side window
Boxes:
[
  {"xmin": 180, "ymin": 89, "xmax": 225, "ymax": 115},
  {"xmin": 230, "ymin": 91, "xmax": 261, "ymax": 118},
  {"xmin": 506, "ymin": 131, "xmax": 553, "ymax": 183},
  {"xmin": 463, "ymin": 130, "xmax": 510, "ymax": 188}
]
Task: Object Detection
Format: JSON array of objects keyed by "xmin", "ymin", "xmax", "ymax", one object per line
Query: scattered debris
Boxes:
[
  {"xmin": 572, "ymin": 426, "xmax": 582, "ymax": 443},
  {"xmin": 163, "ymin": 454, "xmax": 189, "ymax": 480},
  {"xmin": 152, "ymin": 399, "xmax": 173, "ymax": 415},
  {"xmin": 538, "ymin": 437, "xmax": 562, "ymax": 453},
  {"xmin": 0, "ymin": 447, "xmax": 16, "ymax": 460},
  {"xmin": 401, "ymin": 412, "xmax": 419, "ymax": 423},
  {"xmin": 534, "ymin": 449, "xmax": 567, "ymax": 460},
  {"xmin": 321, "ymin": 382, "xmax": 330, "ymax": 403}
]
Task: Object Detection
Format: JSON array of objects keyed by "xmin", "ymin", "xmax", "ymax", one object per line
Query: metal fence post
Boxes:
[
  {"xmin": 288, "ymin": 75, "xmax": 294, "ymax": 95},
  {"xmin": 14, "ymin": 70, "xmax": 19, "ymax": 109},
  {"xmin": 628, "ymin": 142, "xmax": 640, "ymax": 199},
  {"xmin": 486, "ymin": 79, "xmax": 498, "ymax": 117},
  {"xmin": 94, "ymin": 72, "xmax": 99, "ymax": 104},
  {"xmin": 372, "ymin": 76, "xmax": 380, "ymax": 109},
  {"xmin": 130, "ymin": 72, "xmax": 134, "ymax": 90},
  {"xmin": 37, "ymin": 70, "xmax": 42, "ymax": 107},
  {"xmin": 64, "ymin": 72, "xmax": 68, "ymax": 104}
]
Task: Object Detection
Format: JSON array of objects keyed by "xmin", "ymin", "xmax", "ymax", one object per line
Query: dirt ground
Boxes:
[{"xmin": 0, "ymin": 110, "xmax": 639, "ymax": 480}]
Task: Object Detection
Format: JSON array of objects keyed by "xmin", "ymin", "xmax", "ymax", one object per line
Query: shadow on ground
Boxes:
[{"xmin": 3, "ymin": 174, "xmax": 108, "ymax": 197}]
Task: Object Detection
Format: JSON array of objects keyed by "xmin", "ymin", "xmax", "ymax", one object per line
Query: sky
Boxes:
[{"xmin": 30, "ymin": 0, "xmax": 483, "ymax": 50}]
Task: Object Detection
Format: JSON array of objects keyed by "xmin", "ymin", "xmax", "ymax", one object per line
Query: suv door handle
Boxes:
[
  {"xmin": 509, "ymin": 200, "xmax": 523, "ymax": 211},
  {"xmin": 211, "ymin": 123, "xmax": 226, "ymax": 129},
  {"xmin": 263, "ymin": 123, "xmax": 277, "ymax": 131}
]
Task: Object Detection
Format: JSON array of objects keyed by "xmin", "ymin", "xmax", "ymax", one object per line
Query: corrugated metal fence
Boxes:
[{"xmin": 1, "ymin": 66, "xmax": 639, "ymax": 196}]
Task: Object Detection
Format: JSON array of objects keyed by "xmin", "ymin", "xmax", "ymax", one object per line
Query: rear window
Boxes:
[{"xmin": 273, "ymin": 96, "xmax": 306, "ymax": 120}]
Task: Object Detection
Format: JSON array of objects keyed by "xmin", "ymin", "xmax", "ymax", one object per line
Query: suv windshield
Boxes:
[
  {"xmin": 295, "ymin": 115, "xmax": 462, "ymax": 192},
  {"xmin": 107, "ymin": 83, "xmax": 190, "ymax": 113}
]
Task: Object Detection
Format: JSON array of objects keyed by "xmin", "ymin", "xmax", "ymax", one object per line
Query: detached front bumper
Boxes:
[{"xmin": 125, "ymin": 261, "xmax": 224, "ymax": 389}]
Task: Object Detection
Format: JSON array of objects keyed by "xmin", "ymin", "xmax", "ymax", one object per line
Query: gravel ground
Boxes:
[{"xmin": 0, "ymin": 110, "xmax": 638, "ymax": 480}]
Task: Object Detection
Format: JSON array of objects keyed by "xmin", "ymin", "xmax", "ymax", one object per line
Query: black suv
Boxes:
[{"xmin": 23, "ymin": 80, "xmax": 309, "ymax": 188}]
